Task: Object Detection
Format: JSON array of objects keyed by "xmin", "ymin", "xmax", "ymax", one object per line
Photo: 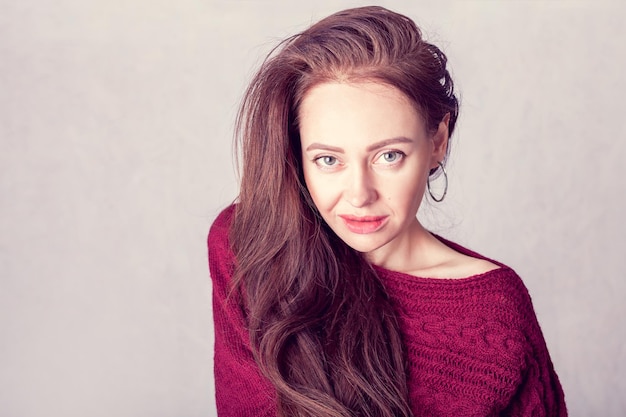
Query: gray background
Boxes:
[{"xmin": 1, "ymin": 0, "xmax": 625, "ymax": 416}]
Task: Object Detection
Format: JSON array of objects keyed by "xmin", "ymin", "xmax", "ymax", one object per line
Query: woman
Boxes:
[{"xmin": 208, "ymin": 6, "xmax": 566, "ymax": 417}]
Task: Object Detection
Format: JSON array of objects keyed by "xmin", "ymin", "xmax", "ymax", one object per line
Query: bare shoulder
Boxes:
[
  {"xmin": 409, "ymin": 239, "xmax": 501, "ymax": 279},
  {"xmin": 427, "ymin": 234, "xmax": 502, "ymax": 279},
  {"xmin": 445, "ymin": 253, "xmax": 500, "ymax": 278}
]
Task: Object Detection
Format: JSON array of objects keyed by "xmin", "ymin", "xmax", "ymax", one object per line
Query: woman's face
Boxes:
[{"xmin": 299, "ymin": 81, "xmax": 448, "ymax": 260}]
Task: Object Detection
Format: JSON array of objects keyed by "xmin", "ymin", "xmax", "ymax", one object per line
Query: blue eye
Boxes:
[
  {"xmin": 380, "ymin": 151, "xmax": 404, "ymax": 163},
  {"xmin": 316, "ymin": 156, "xmax": 338, "ymax": 166}
]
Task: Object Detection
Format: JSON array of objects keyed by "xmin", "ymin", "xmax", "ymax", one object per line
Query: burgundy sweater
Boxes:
[{"xmin": 208, "ymin": 205, "xmax": 567, "ymax": 416}]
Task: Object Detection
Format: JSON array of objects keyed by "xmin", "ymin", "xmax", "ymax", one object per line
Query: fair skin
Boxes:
[{"xmin": 299, "ymin": 81, "xmax": 497, "ymax": 279}]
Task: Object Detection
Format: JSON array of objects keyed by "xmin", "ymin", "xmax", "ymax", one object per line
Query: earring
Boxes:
[{"xmin": 427, "ymin": 161, "xmax": 448, "ymax": 202}]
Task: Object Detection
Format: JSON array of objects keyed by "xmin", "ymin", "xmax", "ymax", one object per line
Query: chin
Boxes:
[{"xmin": 335, "ymin": 234, "xmax": 387, "ymax": 254}]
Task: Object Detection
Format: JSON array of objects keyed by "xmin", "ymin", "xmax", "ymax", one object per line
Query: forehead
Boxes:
[{"xmin": 298, "ymin": 81, "xmax": 425, "ymax": 144}]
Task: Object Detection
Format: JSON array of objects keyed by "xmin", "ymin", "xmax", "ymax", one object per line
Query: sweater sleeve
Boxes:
[
  {"xmin": 501, "ymin": 281, "xmax": 567, "ymax": 417},
  {"xmin": 208, "ymin": 205, "xmax": 277, "ymax": 417}
]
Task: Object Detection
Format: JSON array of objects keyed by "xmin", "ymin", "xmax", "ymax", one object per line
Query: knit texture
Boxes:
[{"xmin": 208, "ymin": 205, "xmax": 567, "ymax": 416}]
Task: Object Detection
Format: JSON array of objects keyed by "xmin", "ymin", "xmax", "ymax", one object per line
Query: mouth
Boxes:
[{"xmin": 338, "ymin": 215, "xmax": 388, "ymax": 234}]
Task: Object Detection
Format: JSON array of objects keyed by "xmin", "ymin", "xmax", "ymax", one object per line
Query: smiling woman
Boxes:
[
  {"xmin": 207, "ymin": 6, "xmax": 567, "ymax": 417},
  {"xmin": 299, "ymin": 82, "xmax": 450, "ymax": 267}
]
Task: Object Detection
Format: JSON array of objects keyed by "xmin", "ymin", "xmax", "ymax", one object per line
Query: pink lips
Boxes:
[{"xmin": 339, "ymin": 215, "xmax": 388, "ymax": 234}]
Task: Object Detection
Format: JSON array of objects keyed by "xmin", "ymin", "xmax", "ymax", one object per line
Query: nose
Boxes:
[{"xmin": 344, "ymin": 165, "xmax": 378, "ymax": 208}]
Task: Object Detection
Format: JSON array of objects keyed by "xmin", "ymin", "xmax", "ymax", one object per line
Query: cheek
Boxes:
[
  {"xmin": 382, "ymin": 171, "xmax": 427, "ymax": 209},
  {"xmin": 303, "ymin": 169, "xmax": 339, "ymax": 213},
  {"xmin": 303, "ymin": 167, "xmax": 325, "ymax": 208}
]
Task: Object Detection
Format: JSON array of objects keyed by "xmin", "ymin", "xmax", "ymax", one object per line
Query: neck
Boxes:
[{"xmin": 365, "ymin": 218, "xmax": 436, "ymax": 272}]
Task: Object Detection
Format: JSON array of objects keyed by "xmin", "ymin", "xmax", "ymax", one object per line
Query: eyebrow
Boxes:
[
  {"xmin": 305, "ymin": 136, "xmax": 414, "ymax": 153},
  {"xmin": 366, "ymin": 137, "xmax": 413, "ymax": 152}
]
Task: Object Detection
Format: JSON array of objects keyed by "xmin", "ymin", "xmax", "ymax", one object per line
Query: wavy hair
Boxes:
[{"xmin": 230, "ymin": 6, "xmax": 458, "ymax": 417}]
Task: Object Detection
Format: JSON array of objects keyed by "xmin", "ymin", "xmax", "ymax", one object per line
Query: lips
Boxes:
[{"xmin": 339, "ymin": 215, "xmax": 388, "ymax": 234}]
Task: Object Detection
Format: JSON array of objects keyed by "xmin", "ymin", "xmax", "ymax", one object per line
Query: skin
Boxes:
[{"xmin": 299, "ymin": 81, "xmax": 497, "ymax": 278}]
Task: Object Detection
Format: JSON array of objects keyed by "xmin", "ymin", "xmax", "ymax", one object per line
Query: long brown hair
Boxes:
[{"xmin": 230, "ymin": 6, "xmax": 458, "ymax": 417}]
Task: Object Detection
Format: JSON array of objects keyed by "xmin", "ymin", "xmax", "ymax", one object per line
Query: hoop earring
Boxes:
[{"xmin": 427, "ymin": 161, "xmax": 448, "ymax": 202}]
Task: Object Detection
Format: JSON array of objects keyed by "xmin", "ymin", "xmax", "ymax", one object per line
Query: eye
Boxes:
[
  {"xmin": 377, "ymin": 151, "xmax": 405, "ymax": 164},
  {"xmin": 314, "ymin": 155, "xmax": 338, "ymax": 167}
]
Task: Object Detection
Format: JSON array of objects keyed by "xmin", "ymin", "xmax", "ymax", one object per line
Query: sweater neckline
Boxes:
[
  {"xmin": 371, "ymin": 262, "xmax": 509, "ymax": 285},
  {"xmin": 370, "ymin": 233, "xmax": 510, "ymax": 285}
]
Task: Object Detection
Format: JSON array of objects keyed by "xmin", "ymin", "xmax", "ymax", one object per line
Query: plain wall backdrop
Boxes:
[{"xmin": 1, "ymin": 0, "xmax": 625, "ymax": 416}]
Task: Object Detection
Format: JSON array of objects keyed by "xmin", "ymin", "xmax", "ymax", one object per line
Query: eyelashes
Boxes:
[
  {"xmin": 378, "ymin": 151, "xmax": 405, "ymax": 164},
  {"xmin": 312, "ymin": 150, "xmax": 406, "ymax": 171},
  {"xmin": 314, "ymin": 155, "xmax": 339, "ymax": 168}
]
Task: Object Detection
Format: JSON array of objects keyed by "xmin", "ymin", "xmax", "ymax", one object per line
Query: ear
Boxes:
[{"xmin": 430, "ymin": 113, "xmax": 450, "ymax": 170}]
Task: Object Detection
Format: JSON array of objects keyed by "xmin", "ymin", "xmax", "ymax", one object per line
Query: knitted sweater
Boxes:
[{"xmin": 208, "ymin": 205, "xmax": 567, "ymax": 416}]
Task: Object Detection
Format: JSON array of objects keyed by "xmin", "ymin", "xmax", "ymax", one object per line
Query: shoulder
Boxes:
[
  {"xmin": 431, "ymin": 252, "xmax": 501, "ymax": 280},
  {"xmin": 439, "ymin": 237, "xmax": 535, "ymax": 321},
  {"xmin": 209, "ymin": 204, "xmax": 236, "ymax": 240},
  {"xmin": 208, "ymin": 204, "xmax": 237, "ymax": 283},
  {"xmin": 383, "ymin": 235, "xmax": 538, "ymax": 326},
  {"xmin": 208, "ymin": 204, "xmax": 237, "ymax": 252},
  {"xmin": 434, "ymin": 234, "xmax": 505, "ymax": 268},
  {"xmin": 410, "ymin": 233, "xmax": 504, "ymax": 280}
]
